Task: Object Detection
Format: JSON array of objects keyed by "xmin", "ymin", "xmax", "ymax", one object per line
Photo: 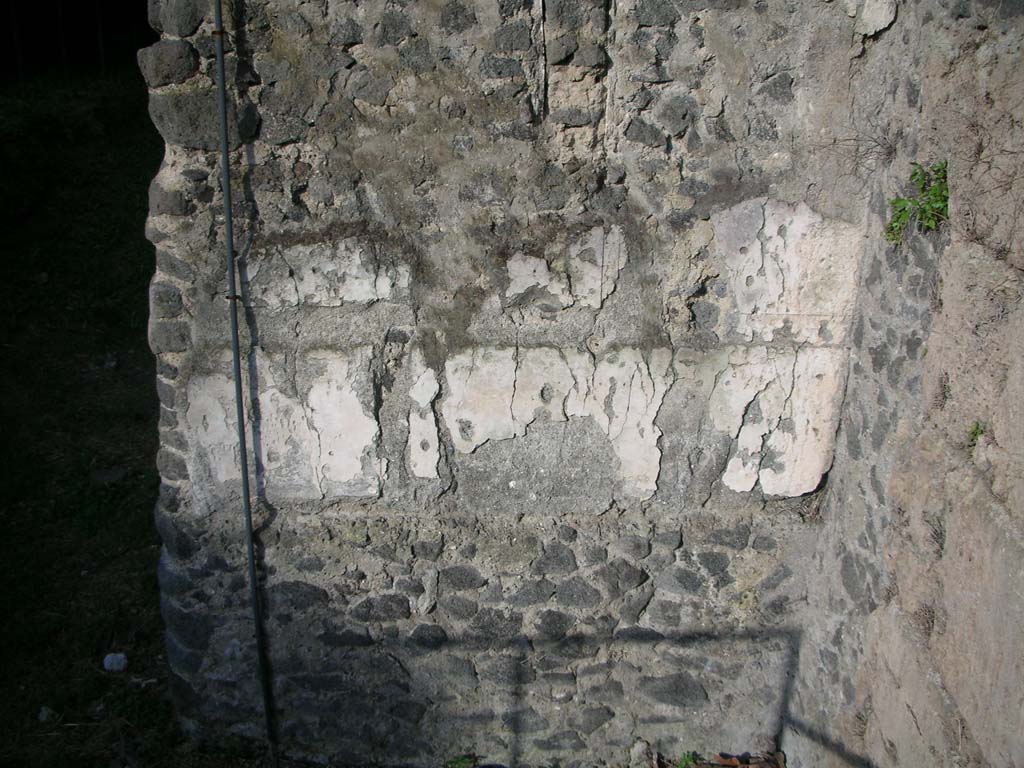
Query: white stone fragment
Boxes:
[
  {"xmin": 406, "ymin": 348, "xmax": 441, "ymax": 479},
  {"xmin": 306, "ymin": 352, "xmax": 382, "ymax": 497},
  {"xmin": 567, "ymin": 225, "xmax": 628, "ymax": 308},
  {"xmin": 185, "ymin": 374, "xmax": 240, "ymax": 485},
  {"xmin": 258, "ymin": 385, "xmax": 323, "ymax": 500},
  {"xmin": 186, "ymin": 350, "xmax": 382, "ymax": 502},
  {"xmin": 251, "ymin": 238, "xmax": 408, "ymax": 309},
  {"xmin": 855, "ymin": 0, "xmax": 897, "ymax": 37},
  {"xmin": 505, "ymin": 252, "xmax": 572, "ymax": 306},
  {"xmin": 710, "ymin": 198, "xmax": 861, "ymax": 344},
  {"xmin": 441, "ymin": 348, "xmax": 518, "ymax": 452},
  {"xmin": 759, "ymin": 347, "xmax": 847, "ymax": 496},
  {"xmin": 409, "ymin": 359, "xmax": 441, "ymax": 409},
  {"xmin": 408, "ymin": 410, "xmax": 441, "ymax": 479},
  {"xmin": 440, "ymin": 345, "xmax": 673, "ymax": 501},
  {"xmin": 511, "ymin": 347, "xmax": 577, "ymax": 426},
  {"xmin": 588, "ymin": 348, "xmax": 675, "ymax": 500},
  {"xmin": 708, "ymin": 346, "xmax": 847, "ymax": 497}
]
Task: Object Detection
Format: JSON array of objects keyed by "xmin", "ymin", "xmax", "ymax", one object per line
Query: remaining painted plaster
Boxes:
[
  {"xmin": 504, "ymin": 226, "xmax": 627, "ymax": 310},
  {"xmin": 505, "ymin": 252, "xmax": 572, "ymax": 306},
  {"xmin": 407, "ymin": 348, "xmax": 441, "ymax": 479},
  {"xmin": 567, "ymin": 226, "xmax": 628, "ymax": 308},
  {"xmin": 248, "ymin": 238, "xmax": 409, "ymax": 309},
  {"xmin": 710, "ymin": 198, "xmax": 861, "ymax": 345},
  {"xmin": 441, "ymin": 345, "xmax": 673, "ymax": 500},
  {"xmin": 705, "ymin": 345, "xmax": 847, "ymax": 496},
  {"xmin": 185, "ymin": 350, "xmax": 382, "ymax": 501}
]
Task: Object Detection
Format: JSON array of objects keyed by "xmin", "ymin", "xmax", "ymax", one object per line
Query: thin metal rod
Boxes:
[{"xmin": 211, "ymin": 1, "xmax": 278, "ymax": 762}]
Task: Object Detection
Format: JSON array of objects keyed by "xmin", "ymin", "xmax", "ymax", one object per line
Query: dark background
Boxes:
[
  {"xmin": 1, "ymin": 1, "xmax": 156, "ymax": 84},
  {"xmin": 0, "ymin": 2, "xmax": 261, "ymax": 765}
]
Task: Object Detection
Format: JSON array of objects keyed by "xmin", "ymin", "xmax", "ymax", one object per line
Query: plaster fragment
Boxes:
[
  {"xmin": 250, "ymin": 238, "xmax": 409, "ymax": 309},
  {"xmin": 185, "ymin": 350, "xmax": 382, "ymax": 502},
  {"xmin": 407, "ymin": 349, "xmax": 442, "ymax": 479},
  {"xmin": 567, "ymin": 225, "xmax": 628, "ymax": 308},
  {"xmin": 441, "ymin": 348, "xmax": 518, "ymax": 453},
  {"xmin": 505, "ymin": 252, "xmax": 572, "ymax": 306},
  {"xmin": 855, "ymin": 0, "xmax": 897, "ymax": 37},
  {"xmin": 710, "ymin": 198, "xmax": 860, "ymax": 344},
  {"xmin": 708, "ymin": 346, "xmax": 846, "ymax": 496},
  {"xmin": 440, "ymin": 345, "xmax": 672, "ymax": 500}
]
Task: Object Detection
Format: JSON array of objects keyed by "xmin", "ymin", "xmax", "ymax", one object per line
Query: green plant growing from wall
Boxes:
[
  {"xmin": 676, "ymin": 753, "xmax": 698, "ymax": 768},
  {"xmin": 884, "ymin": 161, "xmax": 949, "ymax": 243},
  {"xmin": 967, "ymin": 421, "xmax": 986, "ymax": 448}
]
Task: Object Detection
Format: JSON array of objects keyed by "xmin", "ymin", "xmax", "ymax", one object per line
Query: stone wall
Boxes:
[{"xmin": 142, "ymin": 0, "xmax": 1023, "ymax": 764}]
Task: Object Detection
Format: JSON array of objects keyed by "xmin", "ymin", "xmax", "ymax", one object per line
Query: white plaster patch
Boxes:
[
  {"xmin": 855, "ymin": 0, "xmax": 897, "ymax": 37},
  {"xmin": 408, "ymin": 410, "xmax": 440, "ymax": 479},
  {"xmin": 707, "ymin": 345, "xmax": 847, "ymax": 497},
  {"xmin": 710, "ymin": 198, "xmax": 861, "ymax": 344},
  {"xmin": 583, "ymin": 348, "xmax": 675, "ymax": 499},
  {"xmin": 759, "ymin": 347, "xmax": 847, "ymax": 496},
  {"xmin": 185, "ymin": 373, "xmax": 240, "ymax": 485},
  {"xmin": 306, "ymin": 351, "xmax": 382, "ymax": 497},
  {"xmin": 249, "ymin": 238, "xmax": 409, "ymax": 309},
  {"xmin": 440, "ymin": 345, "xmax": 673, "ymax": 500},
  {"xmin": 258, "ymin": 384, "xmax": 322, "ymax": 500},
  {"xmin": 505, "ymin": 252, "xmax": 572, "ymax": 306},
  {"xmin": 511, "ymin": 347, "xmax": 581, "ymax": 425},
  {"xmin": 567, "ymin": 225, "xmax": 628, "ymax": 308},
  {"xmin": 441, "ymin": 347, "xmax": 518, "ymax": 453},
  {"xmin": 185, "ymin": 350, "xmax": 382, "ymax": 502},
  {"xmin": 406, "ymin": 349, "xmax": 441, "ymax": 479}
]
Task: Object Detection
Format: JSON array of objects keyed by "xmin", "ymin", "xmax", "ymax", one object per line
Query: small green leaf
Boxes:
[{"xmin": 884, "ymin": 159, "xmax": 949, "ymax": 244}]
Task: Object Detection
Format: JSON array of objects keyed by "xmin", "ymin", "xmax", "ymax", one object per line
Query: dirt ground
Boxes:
[{"xmin": 0, "ymin": 67, "xmax": 265, "ymax": 768}]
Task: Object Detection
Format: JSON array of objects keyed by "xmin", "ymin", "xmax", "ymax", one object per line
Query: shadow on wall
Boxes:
[
  {"xmin": 237, "ymin": 623, "xmax": 879, "ymax": 767},
  {"xmin": 215, "ymin": 15, "xmax": 875, "ymax": 760},
  {"xmin": 229, "ymin": 191, "xmax": 875, "ymax": 768}
]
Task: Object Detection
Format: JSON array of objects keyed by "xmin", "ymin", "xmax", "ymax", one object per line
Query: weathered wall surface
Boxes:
[
  {"xmin": 141, "ymin": 0, "xmax": 1023, "ymax": 764},
  {"xmin": 784, "ymin": 3, "xmax": 1024, "ymax": 767}
]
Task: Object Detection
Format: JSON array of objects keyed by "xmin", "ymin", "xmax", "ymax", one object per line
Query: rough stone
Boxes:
[
  {"xmin": 412, "ymin": 540, "xmax": 444, "ymax": 561},
  {"xmin": 470, "ymin": 608, "xmax": 523, "ymax": 640},
  {"xmin": 440, "ymin": 565, "xmax": 487, "ymax": 591},
  {"xmin": 439, "ymin": 595, "xmax": 479, "ymax": 620},
  {"xmin": 708, "ymin": 524, "xmax": 750, "ymax": 550},
  {"xmin": 534, "ymin": 609, "xmax": 575, "ymax": 641},
  {"xmin": 268, "ymin": 581, "xmax": 330, "ymax": 612},
  {"xmin": 148, "ymin": 0, "xmax": 207, "ymax": 37},
  {"xmin": 530, "ymin": 543, "xmax": 578, "ymax": 576},
  {"xmin": 143, "ymin": 2, "xmax": 1024, "ymax": 764},
  {"xmin": 409, "ymin": 624, "xmax": 448, "ymax": 649},
  {"xmin": 510, "ymin": 578, "xmax": 556, "ymax": 607},
  {"xmin": 554, "ymin": 577, "xmax": 602, "ymax": 609},
  {"xmin": 639, "ymin": 672, "xmax": 708, "ymax": 708},
  {"xmin": 138, "ymin": 40, "xmax": 199, "ymax": 87},
  {"xmin": 534, "ymin": 731, "xmax": 586, "ymax": 751},
  {"xmin": 148, "ymin": 87, "xmax": 240, "ymax": 151},
  {"xmin": 350, "ymin": 594, "xmax": 410, "ymax": 622}
]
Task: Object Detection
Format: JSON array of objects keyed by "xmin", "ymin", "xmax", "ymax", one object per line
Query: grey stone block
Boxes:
[
  {"xmin": 351, "ymin": 594, "xmax": 411, "ymax": 622},
  {"xmin": 148, "ymin": 0, "xmax": 208, "ymax": 37},
  {"xmin": 639, "ymin": 672, "xmax": 708, "ymax": 708},
  {"xmin": 440, "ymin": 565, "xmax": 487, "ymax": 591},
  {"xmin": 531, "ymin": 543, "xmax": 577, "ymax": 576},
  {"xmin": 138, "ymin": 40, "xmax": 199, "ymax": 87}
]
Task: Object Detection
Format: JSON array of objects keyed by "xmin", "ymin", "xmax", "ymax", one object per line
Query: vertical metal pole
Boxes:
[{"xmin": 211, "ymin": 1, "xmax": 278, "ymax": 762}]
